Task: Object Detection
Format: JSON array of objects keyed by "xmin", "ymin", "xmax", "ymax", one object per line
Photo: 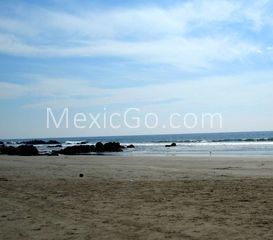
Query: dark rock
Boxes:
[
  {"xmin": 22, "ymin": 139, "xmax": 60, "ymax": 145},
  {"xmin": 22, "ymin": 140, "xmax": 46, "ymax": 144},
  {"xmin": 0, "ymin": 146, "xmax": 16, "ymax": 155},
  {"xmin": 103, "ymin": 142, "xmax": 123, "ymax": 152},
  {"xmin": 165, "ymin": 142, "xmax": 177, "ymax": 147},
  {"xmin": 58, "ymin": 145, "xmax": 94, "ymax": 155},
  {"xmin": 0, "ymin": 141, "xmax": 3, "ymax": 145},
  {"xmin": 95, "ymin": 142, "xmax": 104, "ymax": 152},
  {"xmin": 127, "ymin": 144, "xmax": 135, "ymax": 148},
  {"xmin": 79, "ymin": 173, "xmax": 84, "ymax": 178},
  {"xmin": 90, "ymin": 145, "xmax": 96, "ymax": 152},
  {"xmin": 17, "ymin": 145, "xmax": 39, "ymax": 155},
  {"xmin": 58, "ymin": 142, "xmax": 123, "ymax": 155},
  {"xmin": 79, "ymin": 141, "xmax": 88, "ymax": 144},
  {"xmin": 0, "ymin": 145, "xmax": 39, "ymax": 156}
]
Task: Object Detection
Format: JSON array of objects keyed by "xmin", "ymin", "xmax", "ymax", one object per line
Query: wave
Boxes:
[{"xmin": 153, "ymin": 137, "xmax": 273, "ymax": 143}]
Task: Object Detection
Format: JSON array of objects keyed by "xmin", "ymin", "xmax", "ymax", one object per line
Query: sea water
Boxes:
[{"xmin": 4, "ymin": 131, "xmax": 273, "ymax": 156}]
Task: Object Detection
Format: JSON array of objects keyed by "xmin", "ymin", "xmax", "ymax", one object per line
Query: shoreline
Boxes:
[
  {"xmin": 2, "ymin": 131, "xmax": 273, "ymax": 157},
  {"xmin": 1, "ymin": 154, "xmax": 273, "ymax": 180},
  {"xmin": 1, "ymin": 155, "xmax": 273, "ymax": 239}
]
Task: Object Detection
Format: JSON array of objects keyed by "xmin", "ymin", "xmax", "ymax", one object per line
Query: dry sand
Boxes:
[{"xmin": 0, "ymin": 155, "xmax": 273, "ymax": 240}]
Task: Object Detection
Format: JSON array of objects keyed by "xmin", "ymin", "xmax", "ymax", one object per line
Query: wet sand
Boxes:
[{"xmin": 0, "ymin": 155, "xmax": 273, "ymax": 239}]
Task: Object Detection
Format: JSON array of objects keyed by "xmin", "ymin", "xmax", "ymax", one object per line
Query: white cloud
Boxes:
[
  {"xmin": 0, "ymin": 82, "xmax": 31, "ymax": 99},
  {"xmin": 0, "ymin": 0, "xmax": 268, "ymax": 69},
  {"xmin": 1, "ymin": 71, "xmax": 273, "ymax": 112},
  {"xmin": 14, "ymin": 1, "xmax": 237, "ymax": 39},
  {"xmin": 0, "ymin": 34, "xmax": 40, "ymax": 56},
  {"xmin": 0, "ymin": 33, "xmax": 261, "ymax": 70}
]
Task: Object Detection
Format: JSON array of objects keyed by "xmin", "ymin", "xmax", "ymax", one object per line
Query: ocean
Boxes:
[{"xmin": 3, "ymin": 131, "xmax": 273, "ymax": 156}]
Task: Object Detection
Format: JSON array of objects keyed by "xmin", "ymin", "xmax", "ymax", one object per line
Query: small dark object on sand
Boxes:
[
  {"xmin": 79, "ymin": 173, "xmax": 84, "ymax": 178},
  {"xmin": 165, "ymin": 142, "xmax": 176, "ymax": 147},
  {"xmin": 0, "ymin": 177, "xmax": 8, "ymax": 182}
]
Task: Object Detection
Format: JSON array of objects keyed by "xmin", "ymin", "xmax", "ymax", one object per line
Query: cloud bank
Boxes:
[{"xmin": 0, "ymin": 0, "xmax": 271, "ymax": 69}]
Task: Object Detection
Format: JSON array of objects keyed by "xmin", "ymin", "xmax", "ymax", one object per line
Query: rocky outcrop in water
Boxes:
[
  {"xmin": 0, "ymin": 145, "xmax": 39, "ymax": 156},
  {"xmin": 165, "ymin": 142, "xmax": 176, "ymax": 147},
  {"xmin": 103, "ymin": 142, "xmax": 123, "ymax": 152},
  {"xmin": 57, "ymin": 142, "xmax": 123, "ymax": 155},
  {"xmin": 127, "ymin": 144, "xmax": 135, "ymax": 148},
  {"xmin": 58, "ymin": 145, "xmax": 95, "ymax": 155},
  {"xmin": 22, "ymin": 140, "xmax": 60, "ymax": 145}
]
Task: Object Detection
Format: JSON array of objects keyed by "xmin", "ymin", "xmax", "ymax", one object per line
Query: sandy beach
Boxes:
[{"xmin": 0, "ymin": 155, "xmax": 273, "ymax": 240}]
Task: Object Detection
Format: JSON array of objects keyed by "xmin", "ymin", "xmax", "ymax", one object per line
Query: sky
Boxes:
[{"xmin": 0, "ymin": 0, "xmax": 273, "ymax": 139}]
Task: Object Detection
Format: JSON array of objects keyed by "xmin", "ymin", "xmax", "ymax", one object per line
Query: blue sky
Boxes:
[{"xmin": 0, "ymin": 0, "xmax": 273, "ymax": 138}]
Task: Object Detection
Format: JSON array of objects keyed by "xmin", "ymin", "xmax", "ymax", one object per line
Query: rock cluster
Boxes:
[
  {"xmin": 127, "ymin": 144, "xmax": 135, "ymax": 148},
  {"xmin": 0, "ymin": 145, "xmax": 39, "ymax": 156},
  {"xmin": 57, "ymin": 142, "xmax": 124, "ymax": 155},
  {"xmin": 165, "ymin": 142, "xmax": 177, "ymax": 147},
  {"xmin": 21, "ymin": 140, "xmax": 60, "ymax": 145}
]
